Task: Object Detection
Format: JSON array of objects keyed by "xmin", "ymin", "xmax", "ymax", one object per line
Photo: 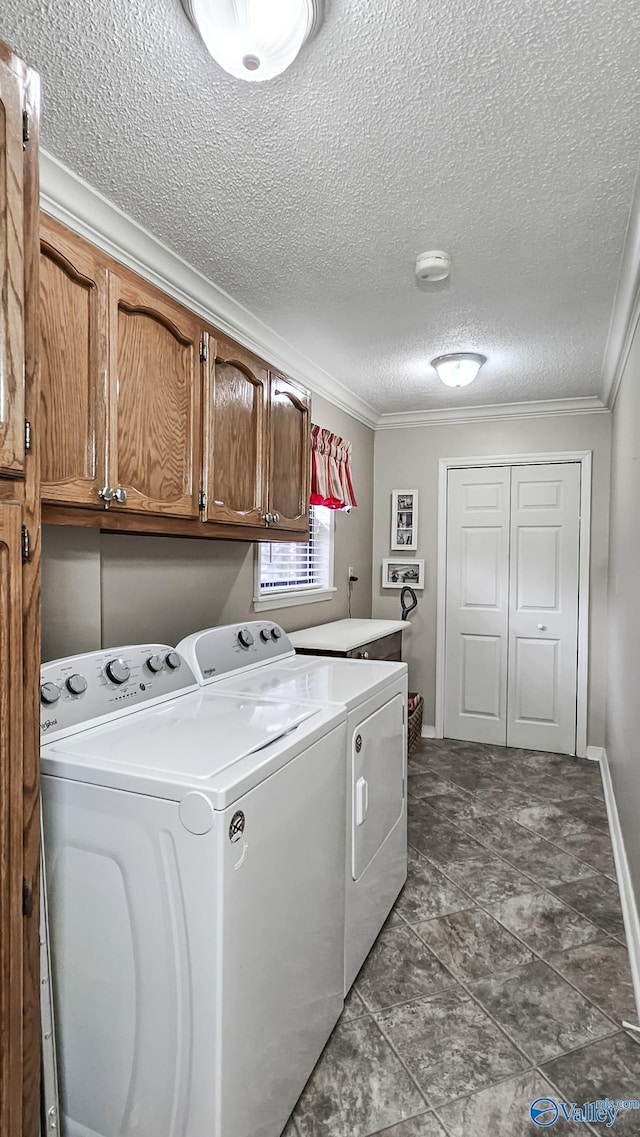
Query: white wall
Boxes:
[
  {"xmin": 606, "ymin": 317, "xmax": 640, "ymax": 900},
  {"xmin": 42, "ymin": 394, "xmax": 374, "ymax": 660},
  {"xmin": 372, "ymin": 411, "xmax": 611, "ymax": 746}
]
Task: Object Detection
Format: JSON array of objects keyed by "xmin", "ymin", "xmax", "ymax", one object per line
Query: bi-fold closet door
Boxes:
[{"xmin": 444, "ymin": 462, "xmax": 581, "ymax": 755}]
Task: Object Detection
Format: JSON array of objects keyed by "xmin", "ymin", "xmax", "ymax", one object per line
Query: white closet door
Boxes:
[
  {"xmin": 507, "ymin": 463, "xmax": 580, "ymax": 755},
  {"xmin": 444, "ymin": 466, "xmax": 510, "ymax": 744}
]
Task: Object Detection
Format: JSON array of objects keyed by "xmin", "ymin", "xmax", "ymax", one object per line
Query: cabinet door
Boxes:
[
  {"xmin": 347, "ymin": 633, "xmax": 403, "ymax": 662},
  {"xmin": 0, "ymin": 60, "xmax": 25, "ymax": 478},
  {"xmin": 203, "ymin": 336, "xmax": 268, "ymax": 526},
  {"xmin": 109, "ymin": 272, "xmax": 202, "ymax": 517},
  {"xmin": 0, "ymin": 502, "xmax": 24, "ymax": 1137},
  {"xmin": 40, "ymin": 218, "xmax": 108, "ymax": 505},
  {"xmin": 267, "ymin": 374, "xmax": 310, "ymax": 533}
]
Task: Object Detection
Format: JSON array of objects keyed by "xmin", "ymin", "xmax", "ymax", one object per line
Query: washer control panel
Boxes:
[
  {"xmin": 178, "ymin": 622, "xmax": 294, "ymax": 684},
  {"xmin": 40, "ymin": 645, "xmax": 197, "ymax": 741}
]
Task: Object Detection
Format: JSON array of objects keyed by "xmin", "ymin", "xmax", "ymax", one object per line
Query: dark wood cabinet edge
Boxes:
[
  {"xmin": 294, "ymin": 632, "xmax": 403, "ymax": 662},
  {"xmin": 0, "ymin": 39, "xmax": 42, "ymax": 1137},
  {"xmin": 42, "ymin": 504, "xmax": 309, "ymax": 542}
]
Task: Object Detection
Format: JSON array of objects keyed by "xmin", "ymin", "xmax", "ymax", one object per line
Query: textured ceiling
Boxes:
[{"xmin": 3, "ymin": 0, "xmax": 640, "ymax": 412}]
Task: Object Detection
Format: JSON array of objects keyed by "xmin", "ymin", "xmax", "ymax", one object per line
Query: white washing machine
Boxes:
[
  {"xmin": 40, "ymin": 643, "xmax": 347, "ymax": 1137},
  {"xmin": 177, "ymin": 622, "xmax": 408, "ymax": 991}
]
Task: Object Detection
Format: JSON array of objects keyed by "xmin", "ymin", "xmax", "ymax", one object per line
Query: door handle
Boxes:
[
  {"xmin": 98, "ymin": 485, "xmax": 115, "ymax": 502},
  {"xmin": 355, "ymin": 777, "xmax": 368, "ymax": 826},
  {"xmin": 537, "ymin": 623, "xmax": 547, "ymax": 631},
  {"xmin": 114, "ymin": 487, "xmax": 128, "ymax": 504}
]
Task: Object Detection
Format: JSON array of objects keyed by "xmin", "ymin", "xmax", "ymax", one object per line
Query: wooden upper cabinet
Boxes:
[
  {"xmin": 0, "ymin": 58, "xmax": 25, "ymax": 478},
  {"xmin": 267, "ymin": 374, "xmax": 310, "ymax": 532},
  {"xmin": 203, "ymin": 336, "xmax": 268, "ymax": 526},
  {"xmin": 37, "ymin": 217, "xmax": 313, "ymax": 539},
  {"xmin": 40, "ymin": 217, "xmax": 108, "ymax": 505},
  {"xmin": 109, "ymin": 272, "xmax": 202, "ymax": 517}
]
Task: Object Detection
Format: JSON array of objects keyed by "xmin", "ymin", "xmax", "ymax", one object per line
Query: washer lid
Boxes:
[
  {"xmin": 41, "ymin": 691, "xmax": 341, "ymax": 806},
  {"xmin": 212, "ymin": 656, "xmax": 407, "ymax": 710}
]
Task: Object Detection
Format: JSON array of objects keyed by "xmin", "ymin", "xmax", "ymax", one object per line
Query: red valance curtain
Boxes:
[{"xmin": 310, "ymin": 424, "xmax": 358, "ymax": 511}]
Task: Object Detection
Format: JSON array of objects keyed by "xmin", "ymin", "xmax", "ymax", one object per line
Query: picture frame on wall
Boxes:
[
  {"xmin": 391, "ymin": 489, "xmax": 419, "ymax": 550},
  {"xmin": 382, "ymin": 558, "xmax": 425, "ymax": 589}
]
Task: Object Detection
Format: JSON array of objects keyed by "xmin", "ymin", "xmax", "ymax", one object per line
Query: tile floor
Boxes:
[{"xmin": 286, "ymin": 738, "xmax": 640, "ymax": 1137}]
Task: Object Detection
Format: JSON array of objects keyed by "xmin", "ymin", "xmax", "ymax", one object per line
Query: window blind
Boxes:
[{"xmin": 258, "ymin": 505, "xmax": 332, "ymax": 595}]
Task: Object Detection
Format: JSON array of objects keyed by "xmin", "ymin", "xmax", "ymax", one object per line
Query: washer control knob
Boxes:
[
  {"xmin": 40, "ymin": 681, "xmax": 61, "ymax": 706},
  {"xmin": 259, "ymin": 628, "xmax": 271, "ymax": 643},
  {"xmin": 105, "ymin": 658, "xmax": 130, "ymax": 685},
  {"xmin": 146, "ymin": 653, "xmax": 164, "ymax": 673},
  {"xmin": 165, "ymin": 651, "xmax": 182, "ymax": 671},
  {"xmin": 66, "ymin": 673, "xmax": 88, "ymax": 696},
  {"xmin": 270, "ymin": 627, "xmax": 282, "ymax": 641},
  {"xmin": 238, "ymin": 628, "xmax": 254, "ymax": 649}
]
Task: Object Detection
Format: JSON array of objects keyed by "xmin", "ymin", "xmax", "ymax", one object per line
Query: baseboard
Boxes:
[
  {"xmin": 585, "ymin": 745, "xmax": 605, "ymax": 762},
  {"xmin": 599, "ymin": 750, "xmax": 640, "ymax": 1027},
  {"xmin": 421, "ymin": 724, "xmax": 437, "ymax": 739}
]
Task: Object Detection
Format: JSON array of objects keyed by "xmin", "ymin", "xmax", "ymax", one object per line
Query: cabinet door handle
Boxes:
[
  {"xmin": 98, "ymin": 485, "xmax": 115, "ymax": 501},
  {"xmin": 263, "ymin": 512, "xmax": 273, "ymax": 524},
  {"xmin": 114, "ymin": 487, "xmax": 128, "ymax": 504},
  {"xmin": 359, "ymin": 650, "xmax": 370, "ymax": 659},
  {"xmin": 273, "ymin": 512, "xmax": 280, "ymax": 523},
  {"xmin": 537, "ymin": 623, "xmax": 547, "ymax": 631}
]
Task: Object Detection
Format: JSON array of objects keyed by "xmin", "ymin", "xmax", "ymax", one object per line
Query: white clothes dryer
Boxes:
[
  {"xmin": 177, "ymin": 622, "xmax": 408, "ymax": 991},
  {"xmin": 40, "ymin": 643, "xmax": 346, "ymax": 1137}
]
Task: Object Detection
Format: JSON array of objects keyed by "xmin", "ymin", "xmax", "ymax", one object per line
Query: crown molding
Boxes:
[
  {"xmin": 602, "ymin": 159, "xmax": 640, "ymax": 410},
  {"xmin": 39, "ymin": 152, "xmax": 614, "ymax": 435},
  {"xmin": 39, "ymin": 150, "xmax": 379, "ymax": 430},
  {"xmin": 375, "ymin": 395, "xmax": 609, "ymax": 429}
]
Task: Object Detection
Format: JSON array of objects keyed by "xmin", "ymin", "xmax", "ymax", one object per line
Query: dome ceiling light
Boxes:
[
  {"xmin": 182, "ymin": 0, "xmax": 323, "ymax": 82},
  {"xmin": 431, "ymin": 353, "xmax": 487, "ymax": 388}
]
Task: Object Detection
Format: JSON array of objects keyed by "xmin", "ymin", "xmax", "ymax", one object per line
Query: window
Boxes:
[{"xmin": 254, "ymin": 505, "xmax": 336, "ymax": 611}]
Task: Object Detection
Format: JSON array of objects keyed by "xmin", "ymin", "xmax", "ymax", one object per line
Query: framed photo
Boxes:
[
  {"xmin": 391, "ymin": 489, "xmax": 418, "ymax": 550},
  {"xmin": 382, "ymin": 558, "xmax": 425, "ymax": 589}
]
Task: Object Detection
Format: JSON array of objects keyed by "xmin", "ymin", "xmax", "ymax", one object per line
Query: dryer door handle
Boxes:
[{"xmin": 355, "ymin": 777, "xmax": 368, "ymax": 826}]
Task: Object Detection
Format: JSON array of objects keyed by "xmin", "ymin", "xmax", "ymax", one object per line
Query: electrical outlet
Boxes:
[{"xmin": 348, "ymin": 565, "xmax": 356, "ymax": 580}]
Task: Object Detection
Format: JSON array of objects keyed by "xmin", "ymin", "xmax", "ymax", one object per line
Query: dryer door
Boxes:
[{"xmin": 352, "ymin": 693, "xmax": 405, "ymax": 881}]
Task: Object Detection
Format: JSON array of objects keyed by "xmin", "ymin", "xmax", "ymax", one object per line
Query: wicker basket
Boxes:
[{"xmin": 407, "ymin": 693, "xmax": 424, "ymax": 757}]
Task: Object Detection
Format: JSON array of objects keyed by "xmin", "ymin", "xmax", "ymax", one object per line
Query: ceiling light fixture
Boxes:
[
  {"xmin": 182, "ymin": 0, "xmax": 323, "ymax": 82},
  {"xmin": 431, "ymin": 352, "xmax": 487, "ymax": 388}
]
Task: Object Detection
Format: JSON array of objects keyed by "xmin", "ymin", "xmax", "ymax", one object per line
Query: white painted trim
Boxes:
[
  {"xmin": 435, "ymin": 451, "xmax": 592, "ymax": 758},
  {"xmin": 602, "ymin": 157, "xmax": 640, "ymax": 410},
  {"xmin": 253, "ymin": 587, "xmax": 337, "ymax": 612},
  {"xmin": 376, "ymin": 397, "xmax": 608, "ymax": 430},
  {"xmin": 420, "ymin": 724, "xmax": 437, "ymax": 739},
  {"xmin": 585, "ymin": 745, "xmax": 605, "ymax": 762},
  {"xmin": 39, "ymin": 151, "xmax": 379, "ymax": 430},
  {"xmin": 599, "ymin": 750, "xmax": 640, "ymax": 1027},
  {"xmin": 606, "ymin": 289, "xmax": 640, "ymax": 413},
  {"xmin": 576, "ymin": 452, "xmax": 592, "ymax": 759},
  {"xmin": 435, "ymin": 465, "xmax": 449, "ymax": 741}
]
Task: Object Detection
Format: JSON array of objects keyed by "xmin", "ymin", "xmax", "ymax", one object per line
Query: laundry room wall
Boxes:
[
  {"xmin": 41, "ymin": 394, "xmax": 374, "ymax": 660},
  {"xmin": 605, "ymin": 313, "xmax": 640, "ymax": 910},
  {"xmin": 371, "ymin": 410, "xmax": 612, "ymax": 747}
]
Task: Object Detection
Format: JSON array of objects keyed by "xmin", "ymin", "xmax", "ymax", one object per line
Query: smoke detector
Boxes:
[{"xmin": 415, "ymin": 250, "xmax": 451, "ymax": 282}]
